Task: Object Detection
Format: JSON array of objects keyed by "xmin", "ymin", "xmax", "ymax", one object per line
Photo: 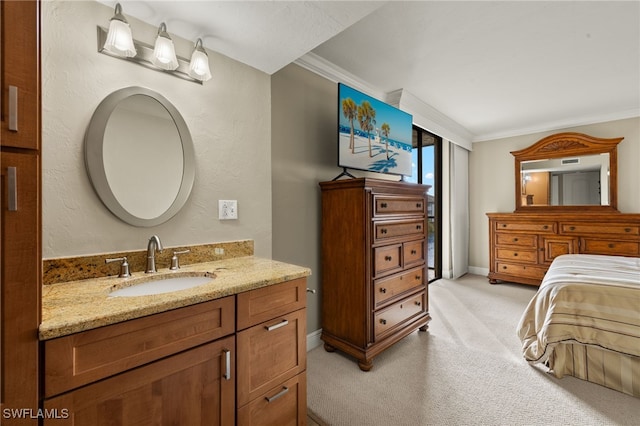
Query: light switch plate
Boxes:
[{"xmin": 218, "ymin": 200, "xmax": 238, "ymax": 220}]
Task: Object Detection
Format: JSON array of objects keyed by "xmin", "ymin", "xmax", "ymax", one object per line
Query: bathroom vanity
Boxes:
[{"xmin": 40, "ymin": 256, "xmax": 310, "ymax": 425}]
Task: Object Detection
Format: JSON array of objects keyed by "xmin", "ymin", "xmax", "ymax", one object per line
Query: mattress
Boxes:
[{"xmin": 517, "ymin": 254, "xmax": 640, "ymax": 397}]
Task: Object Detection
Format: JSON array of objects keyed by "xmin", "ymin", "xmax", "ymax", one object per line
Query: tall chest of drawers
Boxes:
[
  {"xmin": 320, "ymin": 178, "xmax": 431, "ymax": 371},
  {"xmin": 487, "ymin": 212, "xmax": 640, "ymax": 286}
]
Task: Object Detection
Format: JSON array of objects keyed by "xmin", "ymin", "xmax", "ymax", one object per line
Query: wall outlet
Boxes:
[{"xmin": 218, "ymin": 200, "xmax": 238, "ymax": 220}]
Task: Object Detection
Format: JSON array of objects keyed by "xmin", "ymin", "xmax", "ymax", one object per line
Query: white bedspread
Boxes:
[{"xmin": 517, "ymin": 254, "xmax": 640, "ymax": 365}]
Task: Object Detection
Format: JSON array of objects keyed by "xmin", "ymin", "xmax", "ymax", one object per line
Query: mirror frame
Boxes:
[
  {"xmin": 512, "ymin": 132, "xmax": 623, "ymax": 212},
  {"xmin": 85, "ymin": 86, "xmax": 195, "ymax": 227}
]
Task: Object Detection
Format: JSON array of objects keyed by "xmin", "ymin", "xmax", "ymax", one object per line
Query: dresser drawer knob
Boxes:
[
  {"xmin": 543, "ymin": 225, "xmax": 549, "ymax": 230},
  {"xmin": 381, "ymin": 202, "xmax": 388, "ymax": 208},
  {"xmin": 380, "ymin": 319, "xmax": 387, "ymax": 325},
  {"xmin": 415, "ymin": 275, "xmax": 421, "ymax": 281},
  {"xmin": 380, "ymin": 287, "xmax": 387, "ymax": 294},
  {"xmin": 513, "ymin": 253, "xmax": 518, "ymax": 256},
  {"xmin": 385, "ymin": 255, "xmax": 392, "ymax": 261},
  {"xmin": 513, "ymin": 238, "xmax": 519, "ymax": 242},
  {"xmin": 625, "ymin": 228, "xmax": 631, "ymax": 233},
  {"xmin": 608, "ymin": 243, "xmax": 615, "ymax": 248},
  {"xmin": 411, "ymin": 249, "xmax": 417, "ymax": 255},
  {"xmin": 380, "ymin": 228, "xmax": 388, "ymax": 234},
  {"xmin": 415, "ymin": 301, "xmax": 421, "ymax": 306},
  {"xmin": 416, "ymin": 225, "xmax": 422, "ymax": 230},
  {"xmin": 569, "ymin": 226, "xmax": 575, "ymax": 231},
  {"xmin": 502, "ymin": 224, "xmax": 507, "ymax": 228},
  {"xmin": 416, "ymin": 203, "xmax": 422, "ymax": 208},
  {"xmin": 502, "ymin": 266, "xmax": 507, "ymax": 270}
]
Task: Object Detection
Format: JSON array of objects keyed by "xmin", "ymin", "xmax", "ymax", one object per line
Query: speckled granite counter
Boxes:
[{"xmin": 40, "ymin": 256, "xmax": 311, "ymax": 340}]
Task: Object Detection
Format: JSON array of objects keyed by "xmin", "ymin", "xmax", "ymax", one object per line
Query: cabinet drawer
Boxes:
[
  {"xmin": 495, "ymin": 233, "xmax": 537, "ymax": 248},
  {"xmin": 495, "ymin": 262, "xmax": 546, "ymax": 280},
  {"xmin": 237, "ymin": 278, "xmax": 306, "ymax": 330},
  {"xmin": 237, "ymin": 373, "xmax": 307, "ymax": 426},
  {"xmin": 561, "ymin": 223, "xmax": 640, "ymax": 236},
  {"xmin": 496, "ymin": 248, "xmax": 538, "ymax": 263},
  {"xmin": 237, "ymin": 309, "xmax": 306, "ymax": 407},
  {"xmin": 44, "ymin": 297, "xmax": 235, "ymax": 398},
  {"xmin": 374, "ymin": 219, "xmax": 425, "ymax": 242},
  {"xmin": 403, "ymin": 240, "xmax": 425, "ymax": 266},
  {"xmin": 374, "ymin": 292, "xmax": 426, "ymax": 340},
  {"xmin": 374, "ymin": 195, "xmax": 425, "ymax": 216},
  {"xmin": 374, "ymin": 266, "xmax": 424, "ymax": 308},
  {"xmin": 580, "ymin": 239, "xmax": 640, "ymax": 256},
  {"xmin": 494, "ymin": 221, "xmax": 556, "ymax": 233},
  {"xmin": 373, "ymin": 244, "xmax": 403, "ymax": 277}
]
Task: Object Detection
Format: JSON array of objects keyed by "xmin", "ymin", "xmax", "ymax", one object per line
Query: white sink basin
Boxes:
[{"xmin": 109, "ymin": 275, "xmax": 214, "ymax": 297}]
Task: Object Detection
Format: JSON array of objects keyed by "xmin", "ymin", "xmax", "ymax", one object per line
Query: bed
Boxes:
[{"xmin": 517, "ymin": 254, "xmax": 640, "ymax": 397}]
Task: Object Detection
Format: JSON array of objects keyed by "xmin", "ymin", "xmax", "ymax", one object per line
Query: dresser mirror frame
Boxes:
[{"xmin": 512, "ymin": 132, "xmax": 623, "ymax": 213}]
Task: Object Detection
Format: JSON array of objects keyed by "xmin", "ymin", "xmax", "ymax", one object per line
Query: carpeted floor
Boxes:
[{"xmin": 307, "ymin": 274, "xmax": 640, "ymax": 425}]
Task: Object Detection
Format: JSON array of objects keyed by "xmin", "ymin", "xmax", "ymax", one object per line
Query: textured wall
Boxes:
[
  {"xmin": 42, "ymin": 0, "xmax": 272, "ymax": 258},
  {"xmin": 469, "ymin": 117, "xmax": 640, "ymax": 271}
]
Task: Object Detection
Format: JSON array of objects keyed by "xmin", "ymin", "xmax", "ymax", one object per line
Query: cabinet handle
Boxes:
[
  {"xmin": 513, "ymin": 253, "xmax": 518, "ymax": 257},
  {"xmin": 7, "ymin": 167, "xmax": 18, "ymax": 211},
  {"xmin": 9, "ymin": 86, "xmax": 18, "ymax": 131},
  {"xmin": 625, "ymin": 228, "xmax": 631, "ymax": 233},
  {"xmin": 380, "ymin": 228, "xmax": 388, "ymax": 234},
  {"xmin": 543, "ymin": 225, "xmax": 548, "ymax": 230},
  {"xmin": 384, "ymin": 255, "xmax": 392, "ymax": 261},
  {"xmin": 416, "ymin": 225, "xmax": 422, "ymax": 230},
  {"xmin": 415, "ymin": 275, "xmax": 421, "ymax": 281},
  {"xmin": 569, "ymin": 226, "xmax": 575, "ymax": 231},
  {"xmin": 222, "ymin": 349, "xmax": 231, "ymax": 380},
  {"xmin": 379, "ymin": 287, "xmax": 386, "ymax": 293},
  {"xmin": 415, "ymin": 301, "xmax": 421, "ymax": 306},
  {"xmin": 411, "ymin": 249, "xmax": 417, "ymax": 255},
  {"xmin": 265, "ymin": 386, "xmax": 289, "ymax": 403},
  {"xmin": 608, "ymin": 243, "xmax": 615, "ymax": 249},
  {"xmin": 416, "ymin": 203, "xmax": 422, "ymax": 208},
  {"xmin": 379, "ymin": 319, "xmax": 387, "ymax": 325},
  {"xmin": 265, "ymin": 319, "xmax": 289, "ymax": 331},
  {"xmin": 513, "ymin": 238, "xmax": 519, "ymax": 242},
  {"xmin": 380, "ymin": 202, "xmax": 388, "ymax": 208}
]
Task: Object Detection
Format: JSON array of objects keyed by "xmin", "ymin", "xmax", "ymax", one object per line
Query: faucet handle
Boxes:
[
  {"xmin": 170, "ymin": 250, "xmax": 190, "ymax": 270},
  {"xmin": 105, "ymin": 256, "xmax": 131, "ymax": 278}
]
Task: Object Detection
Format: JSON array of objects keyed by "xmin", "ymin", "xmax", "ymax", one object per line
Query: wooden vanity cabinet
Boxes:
[
  {"xmin": 320, "ymin": 178, "xmax": 431, "ymax": 371},
  {"xmin": 487, "ymin": 212, "xmax": 640, "ymax": 286},
  {"xmin": 236, "ymin": 278, "xmax": 307, "ymax": 425},
  {"xmin": 43, "ymin": 297, "xmax": 236, "ymax": 425}
]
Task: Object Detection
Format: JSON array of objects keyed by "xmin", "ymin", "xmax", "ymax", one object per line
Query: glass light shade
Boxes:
[
  {"xmin": 188, "ymin": 41, "xmax": 212, "ymax": 81},
  {"xmin": 103, "ymin": 5, "xmax": 136, "ymax": 57},
  {"xmin": 152, "ymin": 25, "xmax": 179, "ymax": 71}
]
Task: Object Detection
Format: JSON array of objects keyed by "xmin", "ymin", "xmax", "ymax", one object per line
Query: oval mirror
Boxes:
[{"xmin": 85, "ymin": 87, "xmax": 195, "ymax": 227}]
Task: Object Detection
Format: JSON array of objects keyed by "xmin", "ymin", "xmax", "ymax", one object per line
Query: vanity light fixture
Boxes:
[
  {"xmin": 102, "ymin": 2, "xmax": 136, "ymax": 57},
  {"xmin": 152, "ymin": 23, "xmax": 179, "ymax": 70},
  {"xmin": 188, "ymin": 38, "xmax": 212, "ymax": 82}
]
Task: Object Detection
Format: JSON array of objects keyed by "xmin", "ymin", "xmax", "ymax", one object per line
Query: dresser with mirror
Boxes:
[{"xmin": 487, "ymin": 132, "xmax": 640, "ymax": 286}]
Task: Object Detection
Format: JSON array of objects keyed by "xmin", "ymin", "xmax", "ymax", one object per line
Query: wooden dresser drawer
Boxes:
[
  {"xmin": 374, "ymin": 195, "xmax": 425, "ymax": 216},
  {"xmin": 237, "ymin": 372, "xmax": 307, "ymax": 426},
  {"xmin": 373, "ymin": 266, "xmax": 424, "ymax": 308},
  {"xmin": 374, "ymin": 291, "xmax": 425, "ymax": 340},
  {"xmin": 44, "ymin": 297, "xmax": 235, "ymax": 398},
  {"xmin": 495, "ymin": 262, "xmax": 547, "ymax": 280},
  {"xmin": 561, "ymin": 223, "xmax": 640, "ymax": 236},
  {"xmin": 237, "ymin": 309, "xmax": 306, "ymax": 407},
  {"xmin": 579, "ymin": 238, "xmax": 640, "ymax": 256},
  {"xmin": 237, "ymin": 278, "xmax": 306, "ymax": 331},
  {"xmin": 373, "ymin": 244, "xmax": 403, "ymax": 276},
  {"xmin": 374, "ymin": 219, "xmax": 425, "ymax": 242},
  {"xmin": 403, "ymin": 240, "xmax": 425, "ymax": 266},
  {"xmin": 495, "ymin": 233, "xmax": 538, "ymax": 248},
  {"xmin": 494, "ymin": 221, "xmax": 556, "ymax": 233},
  {"xmin": 496, "ymin": 248, "xmax": 538, "ymax": 263}
]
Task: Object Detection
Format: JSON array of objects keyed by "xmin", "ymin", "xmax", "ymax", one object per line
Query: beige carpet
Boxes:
[{"xmin": 307, "ymin": 274, "xmax": 640, "ymax": 425}]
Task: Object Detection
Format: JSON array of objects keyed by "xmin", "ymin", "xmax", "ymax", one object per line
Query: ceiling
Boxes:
[{"xmin": 103, "ymin": 1, "xmax": 640, "ymax": 142}]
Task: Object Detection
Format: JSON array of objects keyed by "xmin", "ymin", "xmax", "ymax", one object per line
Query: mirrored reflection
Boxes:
[{"xmin": 520, "ymin": 153, "xmax": 609, "ymax": 206}]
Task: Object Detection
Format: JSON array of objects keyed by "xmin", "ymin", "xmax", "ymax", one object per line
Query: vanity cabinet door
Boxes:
[{"xmin": 43, "ymin": 336, "xmax": 235, "ymax": 426}]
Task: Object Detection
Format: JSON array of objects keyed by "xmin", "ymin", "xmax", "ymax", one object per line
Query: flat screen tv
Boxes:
[{"xmin": 338, "ymin": 83, "xmax": 413, "ymax": 177}]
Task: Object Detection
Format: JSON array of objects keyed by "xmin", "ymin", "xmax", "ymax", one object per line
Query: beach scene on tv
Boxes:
[{"xmin": 338, "ymin": 83, "xmax": 413, "ymax": 176}]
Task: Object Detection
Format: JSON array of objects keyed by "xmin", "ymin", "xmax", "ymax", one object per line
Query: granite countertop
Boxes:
[{"xmin": 40, "ymin": 256, "xmax": 311, "ymax": 340}]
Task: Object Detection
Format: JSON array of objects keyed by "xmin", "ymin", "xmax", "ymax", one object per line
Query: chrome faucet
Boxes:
[{"xmin": 145, "ymin": 235, "xmax": 163, "ymax": 273}]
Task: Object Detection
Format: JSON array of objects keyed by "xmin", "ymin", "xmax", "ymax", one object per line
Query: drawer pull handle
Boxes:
[
  {"xmin": 513, "ymin": 238, "xmax": 518, "ymax": 242},
  {"xmin": 543, "ymin": 225, "xmax": 549, "ymax": 230},
  {"xmin": 380, "ymin": 319, "xmax": 387, "ymax": 325},
  {"xmin": 502, "ymin": 266, "xmax": 507, "ymax": 270},
  {"xmin": 380, "ymin": 202, "xmax": 388, "ymax": 208},
  {"xmin": 416, "ymin": 275, "xmax": 421, "ymax": 281},
  {"xmin": 416, "ymin": 203, "xmax": 422, "ymax": 208},
  {"xmin": 569, "ymin": 226, "xmax": 575, "ymax": 231},
  {"xmin": 502, "ymin": 224, "xmax": 507, "ymax": 228},
  {"xmin": 411, "ymin": 249, "xmax": 417, "ymax": 255},
  {"xmin": 265, "ymin": 386, "xmax": 289, "ymax": 403},
  {"xmin": 265, "ymin": 319, "xmax": 289, "ymax": 331},
  {"xmin": 513, "ymin": 253, "xmax": 518, "ymax": 257},
  {"xmin": 416, "ymin": 225, "xmax": 422, "ymax": 230},
  {"xmin": 380, "ymin": 287, "xmax": 387, "ymax": 294},
  {"xmin": 415, "ymin": 301, "xmax": 421, "ymax": 306},
  {"xmin": 9, "ymin": 86, "xmax": 18, "ymax": 131},
  {"xmin": 385, "ymin": 255, "xmax": 392, "ymax": 261},
  {"xmin": 625, "ymin": 228, "xmax": 631, "ymax": 233},
  {"xmin": 380, "ymin": 228, "xmax": 388, "ymax": 234},
  {"xmin": 222, "ymin": 349, "xmax": 231, "ymax": 380},
  {"xmin": 8, "ymin": 167, "xmax": 18, "ymax": 211},
  {"xmin": 608, "ymin": 243, "xmax": 615, "ymax": 248}
]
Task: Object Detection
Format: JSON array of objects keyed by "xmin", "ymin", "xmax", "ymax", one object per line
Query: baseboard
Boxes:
[
  {"xmin": 307, "ymin": 328, "xmax": 323, "ymax": 352},
  {"xmin": 468, "ymin": 265, "xmax": 489, "ymax": 277}
]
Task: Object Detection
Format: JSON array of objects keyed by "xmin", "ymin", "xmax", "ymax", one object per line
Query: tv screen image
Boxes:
[{"xmin": 338, "ymin": 83, "xmax": 413, "ymax": 177}]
